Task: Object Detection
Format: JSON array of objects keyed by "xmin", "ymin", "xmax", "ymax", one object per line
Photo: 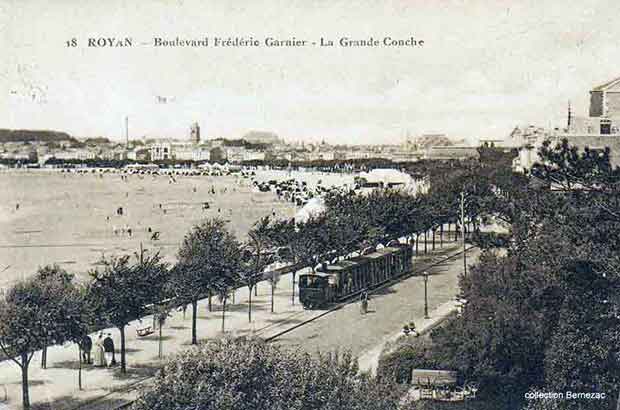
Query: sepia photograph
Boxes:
[{"xmin": 1, "ymin": 1, "xmax": 619, "ymax": 409}]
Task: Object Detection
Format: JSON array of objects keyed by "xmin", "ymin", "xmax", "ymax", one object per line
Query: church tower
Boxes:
[{"xmin": 190, "ymin": 122, "xmax": 200, "ymax": 145}]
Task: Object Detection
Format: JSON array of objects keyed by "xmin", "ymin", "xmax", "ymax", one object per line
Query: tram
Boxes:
[{"xmin": 299, "ymin": 241, "xmax": 413, "ymax": 309}]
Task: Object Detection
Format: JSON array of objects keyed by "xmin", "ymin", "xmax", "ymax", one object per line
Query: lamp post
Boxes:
[
  {"xmin": 460, "ymin": 191, "xmax": 467, "ymax": 277},
  {"xmin": 423, "ymin": 271, "xmax": 430, "ymax": 319}
]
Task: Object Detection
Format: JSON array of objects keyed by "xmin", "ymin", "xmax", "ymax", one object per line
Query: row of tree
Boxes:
[
  {"xmin": 0, "ymin": 216, "xmax": 271, "ymax": 409},
  {"xmin": 0, "ymin": 162, "xmax": 488, "ymax": 409}
]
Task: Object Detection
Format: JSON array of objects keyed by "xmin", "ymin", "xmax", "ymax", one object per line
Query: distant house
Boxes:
[
  {"xmin": 243, "ymin": 150, "xmax": 265, "ymax": 161},
  {"xmin": 589, "ymin": 76, "xmax": 620, "ymax": 118},
  {"xmin": 515, "ymin": 76, "xmax": 620, "ymax": 171},
  {"xmin": 210, "ymin": 146, "xmax": 227, "ymax": 162},
  {"xmin": 150, "ymin": 142, "xmax": 172, "ymax": 161},
  {"xmin": 242, "ymin": 131, "xmax": 282, "ymax": 145},
  {"xmin": 128, "ymin": 148, "xmax": 150, "ymax": 161},
  {"xmin": 424, "ymin": 146, "xmax": 479, "ymax": 161},
  {"xmin": 173, "ymin": 144, "xmax": 195, "ymax": 161}
]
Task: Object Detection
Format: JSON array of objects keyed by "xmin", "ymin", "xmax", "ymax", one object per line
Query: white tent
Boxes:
[
  {"xmin": 358, "ymin": 169, "xmax": 428, "ymax": 194},
  {"xmin": 358, "ymin": 169, "xmax": 414, "ymax": 186},
  {"xmin": 294, "ymin": 197, "xmax": 326, "ymax": 223}
]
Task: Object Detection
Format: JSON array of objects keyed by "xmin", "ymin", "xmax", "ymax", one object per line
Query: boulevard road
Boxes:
[{"xmin": 273, "ymin": 246, "xmax": 480, "ymax": 363}]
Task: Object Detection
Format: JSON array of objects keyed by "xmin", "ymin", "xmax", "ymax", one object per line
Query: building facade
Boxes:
[{"xmin": 514, "ymin": 76, "xmax": 620, "ymax": 171}]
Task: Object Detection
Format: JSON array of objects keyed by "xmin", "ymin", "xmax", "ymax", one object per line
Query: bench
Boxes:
[{"xmin": 136, "ymin": 326, "xmax": 154, "ymax": 337}]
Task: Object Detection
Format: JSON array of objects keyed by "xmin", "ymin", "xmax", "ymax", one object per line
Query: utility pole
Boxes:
[
  {"xmin": 423, "ymin": 271, "xmax": 429, "ymax": 319},
  {"xmin": 139, "ymin": 242, "xmax": 144, "ymax": 265},
  {"xmin": 461, "ymin": 191, "xmax": 467, "ymax": 277}
]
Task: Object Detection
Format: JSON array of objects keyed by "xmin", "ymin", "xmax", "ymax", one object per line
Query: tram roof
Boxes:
[
  {"xmin": 365, "ymin": 246, "xmax": 402, "ymax": 259},
  {"xmin": 316, "ymin": 246, "xmax": 407, "ymax": 273}
]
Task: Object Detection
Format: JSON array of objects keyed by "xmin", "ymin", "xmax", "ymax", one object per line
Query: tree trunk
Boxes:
[
  {"xmin": 119, "ymin": 326, "xmax": 127, "ymax": 373},
  {"xmin": 78, "ymin": 345, "xmax": 83, "ymax": 390},
  {"xmin": 291, "ymin": 271, "xmax": 296, "ymax": 305},
  {"xmin": 191, "ymin": 299, "xmax": 198, "ymax": 345},
  {"xmin": 41, "ymin": 346, "xmax": 47, "ymax": 369},
  {"xmin": 432, "ymin": 229, "xmax": 436, "ymax": 251},
  {"xmin": 158, "ymin": 324, "xmax": 163, "ymax": 359},
  {"xmin": 208, "ymin": 290, "xmax": 212, "ymax": 312},
  {"xmin": 221, "ymin": 296, "xmax": 227, "ymax": 333},
  {"xmin": 271, "ymin": 281, "xmax": 275, "ymax": 313},
  {"xmin": 440, "ymin": 224, "xmax": 443, "ymax": 247},
  {"xmin": 232, "ymin": 289, "xmax": 235, "ymax": 304},
  {"xmin": 21, "ymin": 352, "xmax": 30, "ymax": 410},
  {"xmin": 424, "ymin": 231, "xmax": 428, "ymax": 254},
  {"xmin": 248, "ymin": 285, "xmax": 253, "ymax": 323},
  {"xmin": 254, "ymin": 284, "xmax": 258, "ymax": 296},
  {"xmin": 415, "ymin": 234, "xmax": 419, "ymax": 255}
]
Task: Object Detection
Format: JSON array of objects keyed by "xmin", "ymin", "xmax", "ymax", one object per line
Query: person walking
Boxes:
[
  {"xmin": 93, "ymin": 333, "xmax": 106, "ymax": 367},
  {"xmin": 80, "ymin": 335, "xmax": 93, "ymax": 364},
  {"xmin": 103, "ymin": 334, "xmax": 116, "ymax": 366},
  {"xmin": 360, "ymin": 291, "xmax": 368, "ymax": 315}
]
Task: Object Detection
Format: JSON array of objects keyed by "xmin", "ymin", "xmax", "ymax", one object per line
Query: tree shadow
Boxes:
[
  {"xmin": 169, "ymin": 325, "xmax": 187, "ymax": 330},
  {"xmin": 121, "ymin": 347, "xmax": 143, "ymax": 354},
  {"xmin": 6, "ymin": 379, "xmax": 47, "ymax": 386},
  {"xmin": 30, "ymin": 394, "xmax": 100, "ymax": 410},
  {"xmin": 427, "ymin": 267, "xmax": 450, "ymax": 276},
  {"xmin": 111, "ymin": 362, "xmax": 159, "ymax": 381},
  {"xmin": 30, "ymin": 385, "xmax": 144, "ymax": 410},
  {"xmin": 135, "ymin": 334, "xmax": 174, "ymax": 342},
  {"xmin": 371, "ymin": 287, "xmax": 398, "ymax": 296},
  {"xmin": 49, "ymin": 360, "xmax": 105, "ymax": 371}
]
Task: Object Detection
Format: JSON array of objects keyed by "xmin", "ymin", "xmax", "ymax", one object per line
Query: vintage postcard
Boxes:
[{"xmin": 1, "ymin": 1, "xmax": 619, "ymax": 409}]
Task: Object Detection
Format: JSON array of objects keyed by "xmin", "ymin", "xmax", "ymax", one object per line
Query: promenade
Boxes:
[{"xmin": 0, "ymin": 238, "xmax": 473, "ymax": 410}]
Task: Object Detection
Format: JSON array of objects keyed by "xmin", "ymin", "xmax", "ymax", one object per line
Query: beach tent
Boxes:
[
  {"xmin": 294, "ymin": 197, "xmax": 326, "ymax": 223},
  {"xmin": 358, "ymin": 169, "xmax": 415, "ymax": 187},
  {"xmin": 358, "ymin": 169, "xmax": 428, "ymax": 194}
]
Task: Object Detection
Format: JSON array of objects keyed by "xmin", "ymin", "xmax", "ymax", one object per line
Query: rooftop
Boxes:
[{"xmin": 591, "ymin": 76, "xmax": 620, "ymax": 92}]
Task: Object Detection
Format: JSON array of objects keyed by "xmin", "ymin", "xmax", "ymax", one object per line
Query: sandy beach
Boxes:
[{"xmin": 0, "ymin": 169, "xmax": 355, "ymax": 288}]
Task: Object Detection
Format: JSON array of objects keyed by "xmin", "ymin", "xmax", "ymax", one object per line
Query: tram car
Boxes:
[{"xmin": 299, "ymin": 241, "xmax": 413, "ymax": 309}]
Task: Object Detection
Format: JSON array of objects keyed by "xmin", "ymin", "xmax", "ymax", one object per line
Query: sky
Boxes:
[{"xmin": 1, "ymin": 0, "xmax": 620, "ymax": 145}]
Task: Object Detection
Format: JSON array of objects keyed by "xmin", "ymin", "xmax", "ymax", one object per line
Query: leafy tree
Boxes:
[
  {"xmin": 171, "ymin": 218, "xmax": 240, "ymax": 343},
  {"xmin": 267, "ymin": 215, "xmax": 332, "ymax": 305},
  {"xmin": 542, "ymin": 261, "xmax": 620, "ymax": 410},
  {"xmin": 416, "ymin": 140, "xmax": 620, "ymax": 409},
  {"xmin": 0, "ymin": 269, "xmax": 88, "ymax": 409},
  {"xmin": 323, "ymin": 190, "xmax": 373, "ymax": 257},
  {"xmin": 239, "ymin": 217, "xmax": 275, "ymax": 322},
  {"xmin": 33, "ymin": 265, "xmax": 79, "ymax": 369},
  {"xmin": 130, "ymin": 338, "xmax": 401, "ymax": 410},
  {"xmin": 377, "ymin": 336, "xmax": 441, "ymax": 384},
  {"xmin": 86, "ymin": 253, "xmax": 168, "ymax": 373}
]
